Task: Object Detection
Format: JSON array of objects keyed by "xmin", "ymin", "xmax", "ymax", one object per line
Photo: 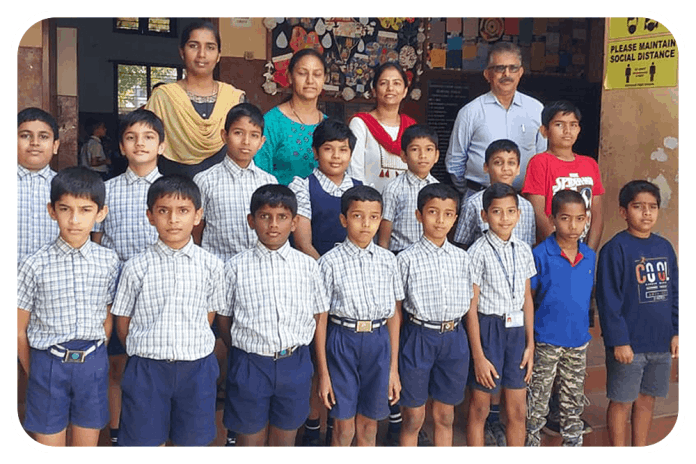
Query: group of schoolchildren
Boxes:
[{"xmin": 16, "ymin": 97, "xmax": 678, "ymax": 448}]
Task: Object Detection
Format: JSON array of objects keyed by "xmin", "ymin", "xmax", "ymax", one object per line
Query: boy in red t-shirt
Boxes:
[{"xmin": 522, "ymin": 100, "xmax": 604, "ymax": 251}]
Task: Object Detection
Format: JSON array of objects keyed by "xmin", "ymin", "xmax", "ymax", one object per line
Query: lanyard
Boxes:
[{"xmin": 485, "ymin": 233, "xmax": 516, "ymax": 300}]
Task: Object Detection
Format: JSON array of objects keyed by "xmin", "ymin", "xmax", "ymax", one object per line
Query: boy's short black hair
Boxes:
[
  {"xmin": 401, "ymin": 124, "xmax": 438, "ymax": 152},
  {"xmin": 485, "ymin": 139, "xmax": 521, "ymax": 165},
  {"xmin": 619, "ymin": 180, "xmax": 661, "ymax": 209},
  {"xmin": 340, "ymin": 185, "xmax": 383, "ymax": 216},
  {"xmin": 250, "ymin": 184, "xmax": 297, "ymax": 217},
  {"xmin": 119, "ymin": 108, "xmax": 165, "ymax": 143},
  {"xmin": 312, "ymin": 118, "xmax": 357, "ymax": 152},
  {"xmin": 50, "ymin": 166, "xmax": 105, "ymax": 209},
  {"xmin": 224, "ymin": 103, "xmax": 265, "ymax": 133},
  {"xmin": 551, "ymin": 189, "xmax": 587, "ymax": 216},
  {"xmin": 147, "ymin": 174, "xmax": 201, "ymax": 211},
  {"xmin": 18, "ymin": 107, "xmax": 59, "ymax": 141},
  {"xmin": 482, "ymin": 182, "xmax": 518, "ymax": 212},
  {"xmin": 541, "ymin": 100, "xmax": 582, "ymax": 128},
  {"xmin": 417, "ymin": 183, "xmax": 460, "ymax": 213}
]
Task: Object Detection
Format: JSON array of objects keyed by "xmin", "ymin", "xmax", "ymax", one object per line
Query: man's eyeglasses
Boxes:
[{"xmin": 487, "ymin": 64, "xmax": 522, "ymax": 74}]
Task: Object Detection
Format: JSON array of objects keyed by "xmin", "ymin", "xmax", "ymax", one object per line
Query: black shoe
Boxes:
[
  {"xmin": 385, "ymin": 427, "xmax": 401, "ymax": 446},
  {"xmin": 417, "ymin": 429, "xmax": 433, "ymax": 446},
  {"xmin": 301, "ymin": 430, "xmax": 322, "ymax": 446},
  {"xmin": 225, "ymin": 430, "xmax": 237, "ymax": 447},
  {"xmin": 543, "ymin": 419, "xmax": 593, "ymax": 436}
]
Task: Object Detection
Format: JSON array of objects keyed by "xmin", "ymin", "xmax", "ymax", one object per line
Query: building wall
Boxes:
[{"xmin": 598, "ymin": 20, "xmax": 678, "ymax": 253}]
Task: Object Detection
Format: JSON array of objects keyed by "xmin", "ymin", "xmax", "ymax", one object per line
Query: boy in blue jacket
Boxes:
[{"xmin": 596, "ymin": 180, "xmax": 678, "ymax": 446}]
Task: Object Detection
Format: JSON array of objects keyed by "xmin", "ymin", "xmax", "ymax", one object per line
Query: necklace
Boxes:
[{"xmin": 289, "ymin": 99, "xmax": 318, "ymax": 126}]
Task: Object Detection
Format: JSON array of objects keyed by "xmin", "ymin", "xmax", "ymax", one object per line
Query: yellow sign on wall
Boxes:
[{"xmin": 604, "ymin": 18, "xmax": 677, "ymax": 90}]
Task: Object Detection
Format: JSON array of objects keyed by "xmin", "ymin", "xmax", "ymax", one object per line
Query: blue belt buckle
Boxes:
[
  {"xmin": 274, "ymin": 347, "xmax": 293, "ymax": 361},
  {"xmin": 63, "ymin": 350, "xmax": 86, "ymax": 363}
]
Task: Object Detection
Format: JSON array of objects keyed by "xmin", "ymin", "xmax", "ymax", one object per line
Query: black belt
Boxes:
[
  {"xmin": 466, "ymin": 179, "xmax": 486, "ymax": 192},
  {"xmin": 329, "ymin": 316, "xmax": 387, "ymax": 333}
]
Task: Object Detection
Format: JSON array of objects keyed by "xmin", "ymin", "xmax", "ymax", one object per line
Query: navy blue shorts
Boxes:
[
  {"xmin": 118, "ymin": 353, "xmax": 219, "ymax": 446},
  {"xmin": 399, "ymin": 321, "xmax": 469, "ymax": 408},
  {"xmin": 24, "ymin": 340, "xmax": 109, "ymax": 435},
  {"xmin": 326, "ymin": 322, "xmax": 391, "ymax": 421},
  {"xmin": 224, "ymin": 345, "xmax": 313, "ymax": 435},
  {"xmin": 107, "ymin": 334, "xmax": 126, "ymax": 356},
  {"xmin": 468, "ymin": 313, "xmax": 527, "ymax": 394}
]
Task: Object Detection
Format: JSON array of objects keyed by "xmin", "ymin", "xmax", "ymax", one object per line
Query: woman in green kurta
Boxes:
[{"xmin": 255, "ymin": 49, "xmax": 327, "ymax": 185}]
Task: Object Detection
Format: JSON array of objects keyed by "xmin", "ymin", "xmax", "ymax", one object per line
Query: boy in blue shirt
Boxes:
[
  {"xmin": 91, "ymin": 108, "xmax": 164, "ymax": 445},
  {"xmin": 397, "ymin": 183, "xmax": 472, "ymax": 446},
  {"xmin": 465, "ymin": 182, "xmax": 536, "ymax": 447},
  {"xmin": 597, "ymin": 180, "xmax": 678, "ymax": 446},
  {"xmin": 111, "ymin": 175, "xmax": 227, "ymax": 446},
  {"xmin": 218, "ymin": 184, "xmax": 329, "ymax": 446},
  {"xmin": 18, "ymin": 166, "xmax": 120, "ymax": 446},
  {"xmin": 315, "ymin": 185, "xmax": 404, "ymax": 446},
  {"xmin": 525, "ymin": 190, "xmax": 596, "ymax": 447}
]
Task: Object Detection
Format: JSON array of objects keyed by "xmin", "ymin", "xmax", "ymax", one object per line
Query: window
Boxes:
[
  {"xmin": 116, "ymin": 63, "xmax": 181, "ymax": 115},
  {"xmin": 114, "ymin": 18, "xmax": 177, "ymax": 37}
]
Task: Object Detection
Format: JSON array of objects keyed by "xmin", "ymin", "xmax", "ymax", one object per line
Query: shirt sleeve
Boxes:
[
  {"xmin": 220, "ymin": 260, "xmax": 237, "ymax": 318},
  {"xmin": 589, "ymin": 158, "xmax": 605, "ymax": 196},
  {"xmin": 390, "ymin": 255, "xmax": 405, "ymax": 302},
  {"xmin": 530, "ymin": 248, "xmax": 542, "ymax": 294},
  {"xmin": 311, "ymin": 260, "xmax": 330, "ymax": 315},
  {"xmin": 318, "ymin": 256, "xmax": 335, "ymax": 311},
  {"xmin": 288, "ymin": 176, "xmax": 311, "ymax": 220},
  {"xmin": 207, "ymin": 258, "xmax": 227, "ymax": 314},
  {"xmin": 444, "ymin": 106, "xmax": 472, "ymax": 193},
  {"xmin": 521, "ymin": 153, "xmax": 547, "ymax": 196},
  {"xmin": 596, "ymin": 241, "xmax": 631, "ymax": 347},
  {"xmin": 453, "ymin": 197, "xmax": 479, "ymax": 248},
  {"xmin": 106, "ymin": 257, "xmax": 122, "ymax": 305},
  {"xmin": 17, "ymin": 258, "xmax": 36, "ymax": 311},
  {"xmin": 109, "ymin": 260, "xmax": 140, "ymax": 318},
  {"xmin": 467, "ymin": 242, "xmax": 485, "ymax": 287},
  {"xmin": 381, "ymin": 180, "xmax": 398, "ymax": 222},
  {"xmin": 670, "ymin": 245, "xmax": 679, "ymax": 336}
]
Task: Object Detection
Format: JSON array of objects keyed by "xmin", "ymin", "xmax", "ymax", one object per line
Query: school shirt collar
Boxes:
[
  {"xmin": 312, "ymin": 167, "xmax": 355, "ymax": 193},
  {"xmin": 342, "ymin": 237, "xmax": 378, "ymax": 257},
  {"xmin": 419, "ymin": 235, "xmax": 455, "ymax": 255},
  {"xmin": 223, "ymin": 155, "xmax": 260, "ymax": 178},
  {"xmin": 153, "ymin": 237, "xmax": 196, "ymax": 259},
  {"xmin": 18, "ymin": 164, "xmax": 53, "ymax": 180},
  {"xmin": 404, "ymin": 170, "xmax": 437, "ymax": 187},
  {"xmin": 484, "ymin": 229, "xmax": 515, "ymax": 250},
  {"xmin": 52, "ymin": 235, "xmax": 96, "ymax": 259},
  {"xmin": 124, "ymin": 166, "xmax": 161, "ymax": 185},
  {"xmin": 546, "ymin": 233, "xmax": 585, "ymax": 267},
  {"xmin": 254, "ymin": 239, "xmax": 292, "ymax": 261}
]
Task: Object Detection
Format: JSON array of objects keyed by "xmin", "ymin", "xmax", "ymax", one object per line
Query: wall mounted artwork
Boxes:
[{"xmin": 263, "ymin": 17, "xmax": 426, "ymax": 101}]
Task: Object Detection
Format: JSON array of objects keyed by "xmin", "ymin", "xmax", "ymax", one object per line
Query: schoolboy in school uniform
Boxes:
[
  {"xmin": 522, "ymin": 100, "xmax": 605, "ymax": 250},
  {"xmin": 17, "ymin": 166, "xmax": 119, "ymax": 446},
  {"xmin": 453, "ymin": 139, "xmax": 535, "ymax": 250},
  {"xmin": 378, "ymin": 124, "xmax": 440, "ymax": 253},
  {"xmin": 91, "ymin": 108, "xmax": 164, "ymax": 445},
  {"xmin": 397, "ymin": 183, "xmax": 472, "ymax": 446},
  {"xmin": 597, "ymin": 180, "xmax": 678, "ymax": 447},
  {"xmin": 289, "ymin": 118, "xmax": 363, "ymax": 259},
  {"xmin": 193, "ymin": 103, "xmax": 277, "ymax": 261},
  {"xmin": 315, "ymin": 185, "xmax": 404, "ymax": 446},
  {"xmin": 289, "ymin": 118, "xmax": 363, "ymax": 445},
  {"xmin": 17, "ymin": 107, "xmax": 61, "ymax": 265},
  {"xmin": 218, "ymin": 184, "xmax": 329, "ymax": 447},
  {"xmin": 465, "ymin": 182, "xmax": 536, "ymax": 447},
  {"xmin": 111, "ymin": 175, "xmax": 226, "ymax": 446},
  {"xmin": 526, "ymin": 190, "xmax": 596, "ymax": 447}
]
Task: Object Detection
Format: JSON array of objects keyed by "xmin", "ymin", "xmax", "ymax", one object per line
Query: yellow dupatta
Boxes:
[{"xmin": 145, "ymin": 82, "xmax": 245, "ymax": 164}]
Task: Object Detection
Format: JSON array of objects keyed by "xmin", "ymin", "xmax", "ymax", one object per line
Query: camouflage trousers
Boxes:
[{"xmin": 526, "ymin": 341, "xmax": 589, "ymax": 446}]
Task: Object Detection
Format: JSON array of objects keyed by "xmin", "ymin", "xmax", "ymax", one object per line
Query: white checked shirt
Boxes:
[
  {"xmin": 319, "ymin": 239, "xmax": 404, "ymax": 321},
  {"xmin": 17, "ymin": 165, "xmax": 59, "ymax": 265},
  {"xmin": 468, "ymin": 231, "xmax": 536, "ymax": 316},
  {"xmin": 288, "ymin": 168, "xmax": 357, "ymax": 220},
  {"xmin": 17, "ymin": 237, "xmax": 120, "ymax": 350},
  {"xmin": 453, "ymin": 191, "xmax": 536, "ymax": 249},
  {"xmin": 398, "ymin": 236, "xmax": 472, "ymax": 322},
  {"xmin": 193, "ymin": 157, "xmax": 278, "ymax": 262},
  {"xmin": 110, "ymin": 238, "xmax": 226, "ymax": 361},
  {"xmin": 222, "ymin": 241, "xmax": 328, "ymax": 355},
  {"xmin": 382, "ymin": 171, "xmax": 439, "ymax": 252},
  {"xmin": 96, "ymin": 167, "xmax": 161, "ymax": 262}
]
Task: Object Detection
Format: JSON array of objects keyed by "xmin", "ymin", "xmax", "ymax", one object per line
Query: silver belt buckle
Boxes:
[
  {"xmin": 63, "ymin": 350, "xmax": 86, "ymax": 363},
  {"xmin": 440, "ymin": 321, "xmax": 455, "ymax": 333},
  {"xmin": 355, "ymin": 320, "xmax": 373, "ymax": 333}
]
